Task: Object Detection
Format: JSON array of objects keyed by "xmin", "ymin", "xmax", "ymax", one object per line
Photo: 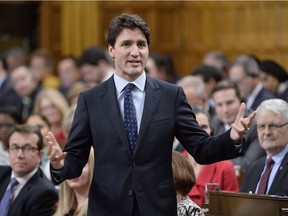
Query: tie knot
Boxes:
[
  {"xmin": 266, "ymin": 158, "xmax": 274, "ymax": 167},
  {"xmin": 124, "ymin": 83, "xmax": 135, "ymax": 93},
  {"xmin": 9, "ymin": 178, "xmax": 19, "ymax": 189}
]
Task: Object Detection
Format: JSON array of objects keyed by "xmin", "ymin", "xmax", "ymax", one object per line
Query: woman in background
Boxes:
[
  {"xmin": 33, "ymin": 88, "xmax": 69, "ymax": 148},
  {"xmin": 184, "ymin": 108, "xmax": 239, "ymax": 206},
  {"xmin": 172, "ymin": 151, "xmax": 204, "ymax": 216},
  {"xmin": 53, "ymin": 149, "xmax": 94, "ymax": 216}
]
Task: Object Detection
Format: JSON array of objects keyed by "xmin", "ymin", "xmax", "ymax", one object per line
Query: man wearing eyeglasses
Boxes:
[
  {"xmin": 0, "ymin": 124, "xmax": 58, "ymax": 216},
  {"xmin": 241, "ymin": 99, "xmax": 288, "ymax": 195}
]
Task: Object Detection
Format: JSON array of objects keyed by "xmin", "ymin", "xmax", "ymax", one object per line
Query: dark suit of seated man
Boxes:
[
  {"xmin": 241, "ymin": 99, "xmax": 288, "ymax": 196},
  {"xmin": 0, "ymin": 124, "xmax": 58, "ymax": 216}
]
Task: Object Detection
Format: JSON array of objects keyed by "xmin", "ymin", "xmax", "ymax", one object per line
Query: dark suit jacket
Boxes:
[
  {"xmin": 52, "ymin": 75, "xmax": 245, "ymax": 216},
  {"xmin": 240, "ymin": 153, "xmax": 288, "ymax": 196},
  {"xmin": 0, "ymin": 166, "xmax": 58, "ymax": 216},
  {"xmin": 250, "ymin": 86, "xmax": 275, "ymax": 111},
  {"xmin": 211, "ymin": 116, "xmax": 266, "ymax": 172}
]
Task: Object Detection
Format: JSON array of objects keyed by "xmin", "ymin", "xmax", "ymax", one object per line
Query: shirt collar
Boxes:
[
  {"xmin": 270, "ymin": 145, "xmax": 288, "ymax": 165},
  {"xmin": 114, "ymin": 71, "xmax": 146, "ymax": 95},
  {"xmin": 12, "ymin": 167, "xmax": 38, "ymax": 185}
]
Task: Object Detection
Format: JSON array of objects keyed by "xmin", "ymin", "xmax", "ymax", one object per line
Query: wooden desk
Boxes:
[{"xmin": 207, "ymin": 191, "xmax": 288, "ymax": 216}]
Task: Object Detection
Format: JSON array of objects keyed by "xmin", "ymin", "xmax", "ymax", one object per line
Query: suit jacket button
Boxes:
[
  {"xmin": 132, "ymin": 162, "xmax": 136, "ymax": 168},
  {"xmin": 128, "ymin": 190, "xmax": 133, "ymax": 196}
]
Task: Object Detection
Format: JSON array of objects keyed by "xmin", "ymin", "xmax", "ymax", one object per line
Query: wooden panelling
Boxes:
[{"xmin": 39, "ymin": 1, "xmax": 288, "ymax": 76}]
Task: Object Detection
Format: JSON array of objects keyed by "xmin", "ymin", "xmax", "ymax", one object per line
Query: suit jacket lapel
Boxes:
[
  {"xmin": 135, "ymin": 77, "xmax": 161, "ymax": 154},
  {"xmin": 0, "ymin": 167, "xmax": 12, "ymax": 199},
  {"xmin": 269, "ymin": 153, "xmax": 288, "ymax": 194},
  {"xmin": 9, "ymin": 169, "xmax": 41, "ymax": 214},
  {"xmin": 103, "ymin": 77, "xmax": 131, "ymax": 155}
]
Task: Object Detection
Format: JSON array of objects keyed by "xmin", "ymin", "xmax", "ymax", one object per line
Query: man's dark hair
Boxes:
[
  {"xmin": 0, "ymin": 106, "xmax": 23, "ymax": 124},
  {"xmin": 8, "ymin": 124, "xmax": 43, "ymax": 150},
  {"xmin": 212, "ymin": 80, "xmax": 242, "ymax": 101},
  {"xmin": 192, "ymin": 65, "xmax": 222, "ymax": 83},
  {"xmin": 107, "ymin": 14, "xmax": 151, "ymax": 47},
  {"xmin": 78, "ymin": 46, "xmax": 111, "ymax": 67}
]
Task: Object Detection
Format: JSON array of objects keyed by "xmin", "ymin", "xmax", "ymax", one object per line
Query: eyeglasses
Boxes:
[
  {"xmin": 9, "ymin": 145, "xmax": 39, "ymax": 154},
  {"xmin": 257, "ymin": 122, "xmax": 288, "ymax": 131}
]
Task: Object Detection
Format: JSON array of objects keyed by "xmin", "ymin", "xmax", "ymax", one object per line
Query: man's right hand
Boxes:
[{"xmin": 45, "ymin": 131, "xmax": 66, "ymax": 170}]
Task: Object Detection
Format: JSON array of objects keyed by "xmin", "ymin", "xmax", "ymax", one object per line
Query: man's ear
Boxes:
[{"xmin": 108, "ymin": 45, "xmax": 114, "ymax": 59}]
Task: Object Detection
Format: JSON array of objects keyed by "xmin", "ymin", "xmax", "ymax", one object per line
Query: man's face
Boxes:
[
  {"xmin": 30, "ymin": 57, "xmax": 49, "ymax": 82},
  {"xmin": 108, "ymin": 28, "xmax": 149, "ymax": 82},
  {"xmin": 213, "ymin": 88, "xmax": 241, "ymax": 125},
  {"xmin": 58, "ymin": 59, "xmax": 80, "ymax": 87},
  {"xmin": 9, "ymin": 132, "xmax": 42, "ymax": 177},
  {"xmin": 80, "ymin": 64, "xmax": 104, "ymax": 84},
  {"xmin": 256, "ymin": 110, "xmax": 288, "ymax": 157},
  {"xmin": 10, "ymin": 66, "xmax": 35, "ymax": 97},
  {"xmin": 229, "ymin": 65, "xmax": 254, "ymax": 100},
  {"xmin": 260, "ymin": 72, "xmax": 279, "ymax": 94}
]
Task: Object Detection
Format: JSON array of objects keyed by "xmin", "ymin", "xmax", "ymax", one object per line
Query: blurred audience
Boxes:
[
  {"xmin": 229, "ymin": 55, "xmax": 275, "ymax": 111},
  {"xmin": 10, "ymin": 65, "xmax": 42, "ymax": 121},
  {"xmin": 260, "ymin": 59, "xmax": 288, "ymax": 101},
  {"xmin": 0, "ymin": 107, "xmax": 23, "ymax": 166},
  {"xmin": 192, "ymin": 64, "xmax": 222, "ymax": 118},
  {"xmin": 66, "ymin": 81, "xmax": 93, "ymax": 106},
  {"xmin": 202, "ymin": 50, "xmax": 229, "ymax": 80},
  {"xmin": 0, "ymin": 52, "xmax": 18, "ymax": 109},
  {"xmin": 5, "ymin": 47, "xmax": 27, "ymax": 72},
  {"xmin": 146, "ymin": 52, "xmax": 180, "ymax": 84},
  {"xmin": 78, "ymin": 45, "xmax": 114, "ymax": 85},
  {"xmin": 57, "ymin": 55, "xmax": 81, "ymax": 98},
  {"xmin": 30, "ymin": 49, "xmax": 60, "ymax": 89}
]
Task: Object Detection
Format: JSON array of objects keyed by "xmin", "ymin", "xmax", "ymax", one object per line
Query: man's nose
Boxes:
[{"xmin": 130, "ymin": 44, "xmax": 140, "ymax": 56}]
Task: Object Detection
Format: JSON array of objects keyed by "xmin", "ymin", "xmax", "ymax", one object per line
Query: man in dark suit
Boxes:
[
  {"xmin": 229, "ymin": 55, "xmax": 275, "ymax": 112},
  {"xmin": 46, "ymin": 14, "xmax": 255, "ymax": 216},
  {"xmin": 0, "ymin": 124, "xmax": 58, "ymax": 216},
  {"xmin": 211, "ymin": 80, "xmax": 265, "ymax": 172},
  {"xmin": 241, "ymin": 99, "xmax": 288, "ymax": 195}
]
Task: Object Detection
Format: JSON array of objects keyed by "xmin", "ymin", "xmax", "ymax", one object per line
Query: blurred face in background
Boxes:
[
  {"xmin": 195, "ymin": 112, "xmax": 212, "ymax": 136},
  {"xmin": 30, "ymin": 56, "xmax": 50, "ymax": 82},
  {"xmin": 39, "ymin": 97, "xmax": 62, "ymax": 127},
  {"xmin": 229, "ymin": 65, "xmax": 255, "ymax": 100},
  {"xmin": 58, "ymin": 58, "xmax": 80, "ymax": 88},
  {"xmin": 260, "ymin": 72, "xmax": 279, "ymax": 94},
  {"xmin": 67, "ymin": 163, "xmax": 90, "ymax": 192},
  {"xmin": 10, "ymin": 66, "xmax": 36, "ymax": 97},
  {"xmin": 26, "ymin": 115, "xmax": 50, "ymax": 141},
  {"xmin": 213, "ymin": 88, "xmax": 241, "ymax": 125},
  {"xmin": 0, "ymin": 114, "xmax": 15, "ymax": 148}
]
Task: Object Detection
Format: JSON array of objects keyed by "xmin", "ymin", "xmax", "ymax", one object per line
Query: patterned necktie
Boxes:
[
  {"xmin": 257, "ymin": 158, "xmax": 274, "ymax": 194},
  {"xmin": 0, "ymin": 178, "xmax": 19, "ymax": 216},
  {"xmin": 123, "ymin": 83, "xmax": 138, "ymax": 152}
]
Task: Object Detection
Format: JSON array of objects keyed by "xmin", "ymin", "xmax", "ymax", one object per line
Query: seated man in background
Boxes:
[
  {"xmin": 241, "ymin": 99, "xmax": 288, "ymax": 195},
  {"xmin": 211, "ymin": 80, "xmax": 265, "ymax": 172},
  {"xmin": 0, "ymin": 124, "xmax": 58, "ymax": 216}
]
